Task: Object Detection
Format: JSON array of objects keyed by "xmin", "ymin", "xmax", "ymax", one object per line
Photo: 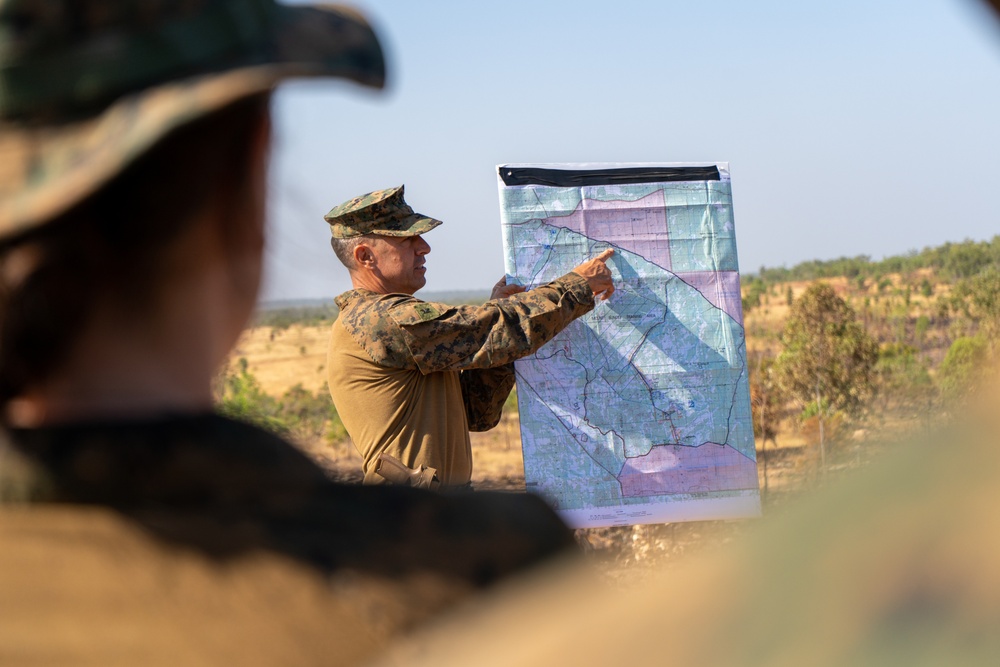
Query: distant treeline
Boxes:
[
  {"xmin": 253, "ymin": 304, "xmax": 339, "ymax": 329},
  {"xmin": 751, "ymin": 235, "xmax": 1000, "ymax": 284},
  {"xmin": 253, "ymin": 290, "xmax": 492, "ymax": 329}
]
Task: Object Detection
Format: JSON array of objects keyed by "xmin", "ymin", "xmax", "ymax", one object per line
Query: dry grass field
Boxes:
[
  {"xmin": 229, "ymin": 320, "xmax": 884, "ymax": 578},
  {"xmin": 232, "ymin": 258, "xmax": 967, "ymax": 577},
  {"xmin": 231, "ymin": 324, "xmax": 332, "ymax": 397}
]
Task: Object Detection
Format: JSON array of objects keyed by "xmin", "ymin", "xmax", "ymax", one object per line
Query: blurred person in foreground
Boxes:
[
  {"xmin": 0, "ymin": 2, "xmax": 575, "ymax": 664},
  {"xmin": 325, "ymin": 186, "xmax": 615, "ymax": 488},
  {"xmin": 368, "ymin": 5, "xmax": 1000, "ymax": 655},
  {"xmin": 376, "ymin": 384, "xmax": 1000, "ymax": 666},
  {"xmin": 370, "ymin": 10, "xmax": 1000, "ymax": 664}
]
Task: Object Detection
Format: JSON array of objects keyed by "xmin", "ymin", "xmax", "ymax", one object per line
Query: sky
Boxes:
[{"xmin": 262, "ymin": 0, "xmax": 1000, "ymax": 302}]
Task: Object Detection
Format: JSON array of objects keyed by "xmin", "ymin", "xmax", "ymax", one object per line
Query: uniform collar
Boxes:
[{"xmin": 334, "ymin": 288, "xmax": 414, "ymax": 310}]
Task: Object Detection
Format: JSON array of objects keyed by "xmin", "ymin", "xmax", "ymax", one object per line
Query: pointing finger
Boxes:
[{"xmin": 595, "ymin": 248, "xmax": 614, "ymax": 262}]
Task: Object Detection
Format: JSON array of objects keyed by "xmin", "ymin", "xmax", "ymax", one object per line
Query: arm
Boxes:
[
  {"xmin": 393, "ymin": 272, "xmax": 595, "ymax": 373},
  {"xmin": 460, "ymin": 363, "xmax": 515, "ymax": 432},
  {"xmin": 458, "ymin": 278, "xmax": 519, "ymax": 431},
  {"xmin": 339, "ymin": 250, "xmax": 615, "ymax": 374}
]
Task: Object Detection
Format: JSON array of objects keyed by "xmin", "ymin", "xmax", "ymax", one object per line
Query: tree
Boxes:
[
  {"xmin": 938, "ymin": 336, "xmax": 990, "ymax": 400},
  {"xmin": 280, "ymin": 383, "xmax": 347, "ymax": 442},
  {"xmin": 950, "ymin": 269, "xmax": 1000, "ymax": 347},
  {"xmin": 920, "ymin": 278, "xmax": 933, "ymax": 298},
  {"xmin": 749, "ymin": 353, "xmax": 783, "ymax": 496},
  {"xmin": 741, "ymin": 277, "xmax": 766, "ymax": 313},
  {"xmin": 749, "ymin": 354, "xmax": 782, "ymax": 448},
  {"xmin": 214, "ymin": 360, "xmax": 348, "ymax": 443},
  {"xmin": 874, "ymin": 343, "xmax": 934, "ymax": 417},
  {"xmin": 214, "ymin": 357, "xmax": 287, "ymax": 435},
  {"xmin": 775, "ymin": 283, "xmax": 879, "ymax": 469}
]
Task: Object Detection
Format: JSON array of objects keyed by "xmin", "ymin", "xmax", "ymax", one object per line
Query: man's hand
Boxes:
[
  {"xmin": 571, "ymin": 248, "xmax": 615, "ymax": 301},
  {"xmin": 491, "ymin": 276, "xmax": 527, "ymax": 300}
]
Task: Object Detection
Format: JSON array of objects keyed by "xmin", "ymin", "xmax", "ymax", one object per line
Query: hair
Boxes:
[
  {"xmin": 330, "ymin": 234, "xmax": 374, "ymax": 270},
  {"xmin": 0, "ymin": 93, "xmax": 271, "ymax": 411}
]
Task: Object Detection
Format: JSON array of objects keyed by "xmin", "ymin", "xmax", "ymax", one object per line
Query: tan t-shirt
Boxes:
[
  {"xmin": 329, "ymin": 321, "xmax": 472, "ymax": 485},
  {"xmin": 328, "ymin": 273, "xmax": 594, "ymax": 487}
]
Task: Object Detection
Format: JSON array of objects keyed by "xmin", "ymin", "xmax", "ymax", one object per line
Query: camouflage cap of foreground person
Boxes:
[
  {"xmin": 325, "ymin": 185, "xmax": 443, "ymax": 238},
  {"xmin": 0, "ymin": 0, "xmax": 386, "ymax": 240}
]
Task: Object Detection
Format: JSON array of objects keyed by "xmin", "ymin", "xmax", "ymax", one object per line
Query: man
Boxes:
[
  {"xmin": 0, "ymin": 2, "xmax": 577, "ymax": 662},
  {"xmin": 325, "ymin": 185, "xmax": 615, "ymax": 488}
]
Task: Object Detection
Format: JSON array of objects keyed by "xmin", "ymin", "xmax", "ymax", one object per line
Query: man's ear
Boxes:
[{"xmin": 353, "ymin": 242, "xmax": 373, "ymax": 268}]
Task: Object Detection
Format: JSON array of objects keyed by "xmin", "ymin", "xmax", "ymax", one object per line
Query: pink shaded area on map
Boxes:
[
  {"xmin": 543, "ymin": 190, "xmax": 672, "ymax": 272},
  {"xmin": 543, "ymin": 194, "xmax": 744, "ymax": 325},
  {"xmin": 674, "ymin": 271, "xmax": 744, "ymax": 325},
  {"xmin": 618, "ymin": 442, "xmax": 758, "ymax": 498}
]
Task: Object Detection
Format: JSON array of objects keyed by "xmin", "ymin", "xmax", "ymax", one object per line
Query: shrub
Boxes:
[
  {"xmin": 215, "ymin": 358, "xmax": 288, "ymax": 435},
  {"xmin": 875, "ymin": 343, "xmax": 934, "ymax": 413},
  {"xmin": 938, "ymin": 336, "xmax": 990, "ymax": 399},
  {"xmin": 214, "ymin": 360, "xmax": 348, "ymax": 443},
  {"xmin": 280, "ymin": 383, "xmax": 347, "ymax": 442}
]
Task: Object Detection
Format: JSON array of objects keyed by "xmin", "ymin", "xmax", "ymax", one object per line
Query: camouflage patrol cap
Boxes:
[
  {"xmin": 325, "ymin": 185, "xmax": 443, "ymax": 239},
  {"xmin": 0, "ymin": 0, "xmax": 387, "ymax": 241}
]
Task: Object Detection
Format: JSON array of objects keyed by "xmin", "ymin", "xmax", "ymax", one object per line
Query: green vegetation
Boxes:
[
  {"xmin": 775, "ymin": 283, "xmax": 879, "ymax": 418},
  {"xmin": 874, "ymin": 343, "xmax": 933, "ymax": 416},
  {"xmin": 253, "ymin": 304, "xmax": 339, "ymax": 330},
  {"xmin": 754, "ymin": 235, "xmax": 1000, "ymax": 285},
  {"xmin": 225, "ymin": 236, "xmax": 999, "ymax": 474},
  {"xmin": 949, "ymin": 269, "xmax": 1000, "ymax": 343},
  {"xmin": 748, "ymin": 354, "xmax": 781, "ymax": 447},
  {"xmin": 773, "ymin": 283, "xmax": 878, "ymax": 468},
  {"xmin": 503, "ymin": 385, "xmax": 520, "ymax": 415},
  {"xmin": 215, "ymin": 358, "xmax": 346, "ymax": 443},
  {"xmin": 938, "ymin": 336, "xmax": 990, "ymax": 400},
  {"xmin": 279, "ymin": 383, "xmax": 348, "ymax": 442},
  {"xmin": 741, "ymin": 276, "xmax": 767, "ymax": 312},
  {"xmin": 214, "ymin": 357, "xmax": 286, "ymax": 434},
  {"xmin": 742, "ymin": 235, "xmax": 1000, "ymax": 477}
]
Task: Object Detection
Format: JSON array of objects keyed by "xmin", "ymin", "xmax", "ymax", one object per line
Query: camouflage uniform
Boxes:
[
  {"xmin": 0, "ymin": 4, "xmax": 578, "ymax": 663},
  {"xmin": 0, "ymin": 0, "xmax": 387, "ymax": 238},
  {"xmin": 372, "ymin": 392, "xmax": 1000, "ymax": 667},
  {"xmin": 329, "ymin": 272, "xmax": 595, "ymax": 486},
  {"xmin": 325, "ymin": 185, "xmax": 598, "ymax": 487},
  {"xmin": 0, "ymin": 415, "xmax": 573, "ymax": 580},
  {"xmin": 0, "ymin": 415, "xmax": 576, "ymax": 661},
  {"xmin": 325, "ymin": 185, "xmax": 443, "ymax": 238}
]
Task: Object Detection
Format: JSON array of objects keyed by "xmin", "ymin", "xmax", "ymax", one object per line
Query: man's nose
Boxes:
[{"xmin": 414, "ymin": 235, "xmax": 430, "ymax": 255}]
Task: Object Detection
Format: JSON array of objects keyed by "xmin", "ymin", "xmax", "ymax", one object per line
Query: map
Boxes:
[{"xmin": 497, "ymin": 163, "xmax": 760, "ymax": 528}]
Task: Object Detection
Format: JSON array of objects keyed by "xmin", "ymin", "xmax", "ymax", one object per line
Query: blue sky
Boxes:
[{"xmin": 262, "ymin": 0, "xmax": 1000, "ymax": 301}]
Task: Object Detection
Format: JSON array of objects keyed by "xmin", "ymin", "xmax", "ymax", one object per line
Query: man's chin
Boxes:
[{"xmin": 405, "ymin": 277, "xmax": 426, "ymax": 295}]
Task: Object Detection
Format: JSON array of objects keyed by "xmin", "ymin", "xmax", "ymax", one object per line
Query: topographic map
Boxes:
[{"xmin": 498, "ymin": 163, "xmax": 760, "ymax": 528}]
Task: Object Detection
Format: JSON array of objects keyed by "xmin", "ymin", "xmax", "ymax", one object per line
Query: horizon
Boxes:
[
  {"xmin": 259, "ymin": 231, "xmax": 1000, "ymax": 308},
  {"xmin": 261, "ymin": 0, "xmax": 1000, "ymax": 301}
]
